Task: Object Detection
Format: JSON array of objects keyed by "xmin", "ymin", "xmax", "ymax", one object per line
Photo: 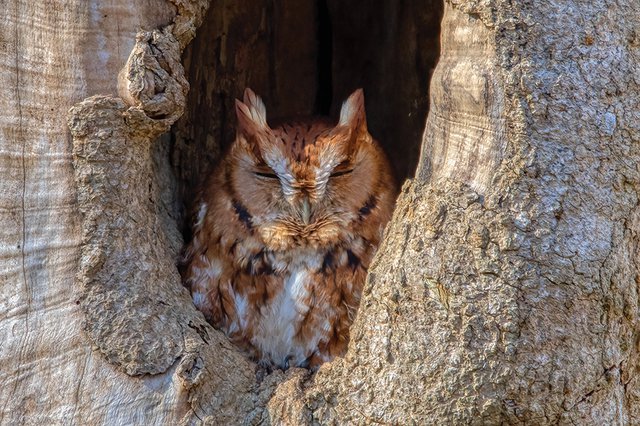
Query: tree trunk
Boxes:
[
  {"xmin": 0, "ymin": 1, "xmax": 204, "ymax": 424},
  {"xmin": 2, "ymin": 0, "xmax": 639, "ymax": 425}
]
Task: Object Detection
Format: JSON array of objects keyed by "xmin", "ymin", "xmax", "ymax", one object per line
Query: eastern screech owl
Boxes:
[{"xmin": 183, "ymin": 88, "xmax": 395, "ymax": 369}]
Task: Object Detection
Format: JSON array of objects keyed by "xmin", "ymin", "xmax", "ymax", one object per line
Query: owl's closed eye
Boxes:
[{"xmin": 183, "ymin": 88, "xmax": 396, "ymax": 370}]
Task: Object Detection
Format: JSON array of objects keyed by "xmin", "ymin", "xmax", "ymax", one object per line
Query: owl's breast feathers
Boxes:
[{"xmin": 184, "ymin": 172, "xmax": 380, "ymax": 368}]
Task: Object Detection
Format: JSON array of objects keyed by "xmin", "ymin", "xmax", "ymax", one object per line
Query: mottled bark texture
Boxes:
[
  {"xmin": 1, "ymin": 0, "xmax": 639, "ymax": 425},
  {"xmin": 342, "ymin": 1, "xmax": 639, "ymax": 423},
  {"xmin": 0, "ymin": 1, "xmax": 189, "ymax": 425}
]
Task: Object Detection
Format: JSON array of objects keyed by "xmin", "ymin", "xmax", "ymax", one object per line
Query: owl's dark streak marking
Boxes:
[
  {"xmin": 244, "ymin": 254, "xmax": 258, "ymax": 274},
  {"xmin": 261, "ymin": 286, "xmax": 269, "ymax": 306},
  {"xmin": 260, "ymin": 263, "xmax": 275, "ymax": 275},
  {"xmin": 346, "ymin": 249, "xmax": 361, "ymax": 270},
  {"xmin": 229, "ymin": 239, "xmax": 239, "ymax": 255},
  {"xmin": 358, "ymin": 195, "xmax": 377, "ymax": 218},
  {"xmin": 247, "ymin": 249, "xmax": 275, "ymax": 275},
  {"xmin": 232, "ymin": 200, "xmax": 253, "ymax": 230},
  {"xmin": 321, "ymin": 251, "xmax": 334, "ymax": 272},
  {"xmin": 216, "ymin": 290, "xmax": 226, "ymax": 323}
]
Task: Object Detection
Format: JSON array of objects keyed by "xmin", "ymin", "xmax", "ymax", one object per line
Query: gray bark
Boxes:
[
  {"xmin": 1, "ymin": 0, "xmax": 639, "ymax": 425},
  {"xmin": 0, "ymin": 1, "xmax": 203, "ymax": 424}
]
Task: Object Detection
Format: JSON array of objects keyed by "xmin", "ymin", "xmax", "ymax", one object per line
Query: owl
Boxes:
[{"xmin": 182, "ymin": 88, "xmax": 395, "ymax": 369}]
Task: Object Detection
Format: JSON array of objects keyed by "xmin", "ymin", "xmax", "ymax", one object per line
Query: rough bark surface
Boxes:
[
  {"xmin": 65, "ymin": 1, "xmax": 275, "ymax": 423},
  {"xmin": 1, "ymin": 0, "xmax": 639, "ymax": 425},
  {"xmin": 315, "ymin": 1, "xmax": 639, "ymax": 423},
  {"xmin": 0, "ymin": 1, "xmax": 183, "ymax": 424}
]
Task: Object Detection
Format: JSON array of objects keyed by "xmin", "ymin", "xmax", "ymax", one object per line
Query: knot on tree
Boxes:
[{"xmin": 118, "ymin": 28, "xmax": 189, "ymax": 124}]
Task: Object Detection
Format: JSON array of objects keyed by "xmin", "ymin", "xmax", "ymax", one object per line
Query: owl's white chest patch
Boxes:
[{"xmin": 249, "ymin": 261, "xmax": 319, "ymax": 368}]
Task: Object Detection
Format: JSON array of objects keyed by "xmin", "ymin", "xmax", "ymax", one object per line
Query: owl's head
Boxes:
[{"xmin": 226, "ymin": 88, "xmax": 393, "ymax": 251}]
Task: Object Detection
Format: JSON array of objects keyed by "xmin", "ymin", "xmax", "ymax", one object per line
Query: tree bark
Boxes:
[
  {"xmin": 1, "ymin": 0, "xmax": 639, "ymax": 425},
  {"xmin": 0, "ymin": 1, "xmax": 202, "ymax": 424}
]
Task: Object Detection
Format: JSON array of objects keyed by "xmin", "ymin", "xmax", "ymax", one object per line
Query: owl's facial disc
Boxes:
[{"xmin": 227, "ymin": 87, "xmax": 387, "ymax": 252}]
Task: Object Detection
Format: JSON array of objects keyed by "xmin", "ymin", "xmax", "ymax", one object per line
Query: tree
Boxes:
[{"xmin": 1, "ymin": 0, "xmax": 638, "ymax": 424}]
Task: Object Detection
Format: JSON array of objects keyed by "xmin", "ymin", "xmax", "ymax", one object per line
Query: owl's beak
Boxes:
[{"xmin": 301, "ymin": 198, "xmax": 311, "ymax": 225}]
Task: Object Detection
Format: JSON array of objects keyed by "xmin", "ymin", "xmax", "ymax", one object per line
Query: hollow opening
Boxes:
[
  {"xmin": 171, "ymin": 0, "xmax": 444, "ymax": 222},
  {"xmin": 168, "ymin": 0, "xmax": 444, "ymax": 369}
]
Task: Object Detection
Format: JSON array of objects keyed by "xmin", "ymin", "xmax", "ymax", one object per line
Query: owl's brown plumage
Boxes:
[{"xmin": 183, "ymin": 88, "xmax": 395, "ymax": 369}]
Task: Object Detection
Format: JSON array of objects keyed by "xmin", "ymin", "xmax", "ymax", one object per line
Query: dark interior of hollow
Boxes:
[{"xmin": 171, "ymin": 0, "xmax": 443, "ymax": 230}]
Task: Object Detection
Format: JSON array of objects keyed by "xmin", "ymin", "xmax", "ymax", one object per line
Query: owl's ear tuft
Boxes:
[
  {"xmin": 236, "ymin": 89, "xmax": 272, "ymax": 161},
  {"xmin": 338, "ymin": 88, "xmax": 368, "ymax": 137},
  {"xmin": 236, "ymin": 88, "xmax": 269, "ymax": 138}
]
